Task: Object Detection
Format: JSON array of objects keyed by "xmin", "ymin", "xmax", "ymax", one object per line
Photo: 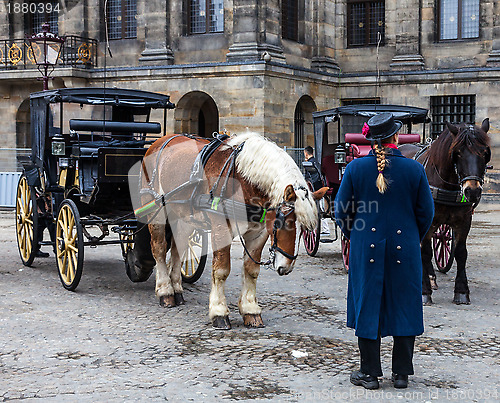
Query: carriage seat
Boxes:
[
  {"xmin": 345, "ymin": 133, "xmax": 421, "ymax": 158},
  {"xmin": 69, "ymin": 119, "xmax": 161, "ymax": 134},
  {"xmin": 321, "ymin": 155, "xmax": 341, "ymax": 194}
]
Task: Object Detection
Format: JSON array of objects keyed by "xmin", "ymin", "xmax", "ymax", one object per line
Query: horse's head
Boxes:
[
  {"xmin": 267, "ymin": 185, "xmax": 327, "ymax": 275},
  {"xmin": 446, "ymin": 119, "xmax": 491, "ymax": 204}
]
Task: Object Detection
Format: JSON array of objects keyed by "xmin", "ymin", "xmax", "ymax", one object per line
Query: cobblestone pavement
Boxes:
[{"xmin": 0, "ymin": 203, "xmax": 499, "ymax": 402}]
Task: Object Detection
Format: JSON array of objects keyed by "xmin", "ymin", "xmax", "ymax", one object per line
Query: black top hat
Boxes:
[{"xmin": 365, "ymin": 112, "xmax": 402, "ymax": 141}]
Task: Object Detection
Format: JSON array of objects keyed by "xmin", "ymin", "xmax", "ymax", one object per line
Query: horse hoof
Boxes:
[
  {"xmin": 429, "ymin": 277, "xmax": 438, "ymax": 290},
  {"xmin": 243, "ymin": 314, "xmax": 265, "ymax": 328},
  {"xmin": 159, "ymin": 295, "xmax": 176, "ymax": 308},
  {"xmin": 212, "ymin": 316, "xmax": 231, "ymax": 330},
  {"xmin": 174, "ymin": 293, "xmax": 185, "ymax": 306},
  {"xmin": 453, "ymin": 293, "xmax": 470, "ymax": 305},
  {"xmin": 422, "ymin": 295, "xmax": 433, "ymax": 306}
]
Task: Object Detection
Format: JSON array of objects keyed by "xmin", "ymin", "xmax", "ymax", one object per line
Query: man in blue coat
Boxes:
[{"xmin": 335, "ymin": 113, "xmax": 434, "ymax": 389}]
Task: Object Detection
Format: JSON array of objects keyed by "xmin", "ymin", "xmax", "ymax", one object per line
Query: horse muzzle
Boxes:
[
  {"xmin": 462, "ymin": 180, "xmax": 482, "ymax": 203},
  {"xmin": 277, "ymin": 265, "xmax": 293, "ymax": 276}
]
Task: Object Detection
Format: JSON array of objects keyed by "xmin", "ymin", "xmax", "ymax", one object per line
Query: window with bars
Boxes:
[
  {"xmin": 188, "ymin": 0, "xmax": 224, "ymax": 34},
  {"xmin": 438, "ymin": 0, "xmax": 479, "ymax": 41},
  {"xmin": 430, "ymin": 95, "xmax": 476, "ymax": 137},
  {"xmin": 347, "ymin": 0, "xmax": 385, "ymax": 47},
  {"xmin": 106, "ymin": 0, "xmax": 137, "ymax": 40},
  {"xmin": 30, "ymin": 1, "xmax": 59, "ymax": 34},
  {"xmin": 282, "ymin": 0, "xmax": 299, "ymax": 41}
]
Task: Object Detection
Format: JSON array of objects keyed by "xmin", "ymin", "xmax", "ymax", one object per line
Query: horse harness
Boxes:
[
  {"xmin": 136, "ymin": 133, "xmax": 299, "ymax": 266},
  {"xmin": 414, "ymin": 131, "xmax": 487, "ymax": 208}
]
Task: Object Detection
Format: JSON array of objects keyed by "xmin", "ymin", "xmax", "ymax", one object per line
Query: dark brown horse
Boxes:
[
  {"xmin": 137, "ymin": 132, "xmax": 326, "ymax": 329},
  {"xmin": 400, "ymin": 119, "xmax": 491, "ymax": 305}
]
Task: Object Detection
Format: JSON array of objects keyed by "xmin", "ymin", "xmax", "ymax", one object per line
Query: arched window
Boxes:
[
  {"xmin": 106, "ymin": 0, "xmax": 137, "ymax": 40},
  {"xmin": 188, "ymin": 0, "xmax": 224, "ymax": 34},
  {"xmin": 294, "ymin": 96, "xmax": 317, "ymax": 148}
]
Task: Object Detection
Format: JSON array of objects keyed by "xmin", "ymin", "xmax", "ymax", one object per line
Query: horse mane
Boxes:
[
  {"xmin": 227, "ymin": 132, "xmax": 318, "ymax": 230},
  {"xmin": 427, "ymin": 123, "xmax": 490, "ymax": 167}
]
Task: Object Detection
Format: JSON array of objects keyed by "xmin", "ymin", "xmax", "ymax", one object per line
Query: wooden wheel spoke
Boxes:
[{"xmin": 68, "ymin": 243, "xmax": 78, "ymax": 253}]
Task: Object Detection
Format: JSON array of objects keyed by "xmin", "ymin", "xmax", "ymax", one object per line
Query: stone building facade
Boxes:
[{"xmin": 0, "ymin": 0, "xmax": 499, "ymax": 173}]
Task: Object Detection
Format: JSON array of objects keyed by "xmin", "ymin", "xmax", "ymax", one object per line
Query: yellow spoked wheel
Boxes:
[
  {"xmin": 180, "ymin": 229, "xmax": 208, "ymax": 284},
  {"xmin": 56, "ymin": 199, "xmax": 84, "ymax": 291},
  {"xmin": 119, "ymin": 232, "xmax": 134, "ymax": 260},
  {"xmin": 16, "ymin": 175, "xmax": 39, "ymax": 266}
]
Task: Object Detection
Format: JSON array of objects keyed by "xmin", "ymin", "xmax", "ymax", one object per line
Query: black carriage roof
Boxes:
[
  {"xmin": 30, "ymin": 87, "xmax": 175, "ymax": 109},
  {"xmin": 313, "ymin": 104, "xmax": 430, "ymax": 124}
]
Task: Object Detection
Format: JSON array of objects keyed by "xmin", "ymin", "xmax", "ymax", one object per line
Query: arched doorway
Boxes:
[
  {"xmin": 16, "ymin": 99, "xmax": 31, "ymax": 149},
  {"xmin": 294, "ymin": 95, "xmax": 317, "ymax": 148},
  {"xmin": 174, "ymin": 91, "xmax": 219, "ymax": 137}
]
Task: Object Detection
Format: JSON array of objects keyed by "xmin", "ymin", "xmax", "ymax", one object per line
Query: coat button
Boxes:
[
  {"xmin": 397, "ymin": 245, "xmax": 401, "ymax": 250},
  {"xmin": 397, "ymin": 260, "xmax": 401, "ymax": 264},
  {"xmin": 370, "ymin": 244, "xmax": 375, "ymax": 248},
  {"xmin": 397, "ymin": 230, "xmax": 402, "ymax": 234},
  {"xmin": 371, "ymin": 227, "xmax": 376, "ymax": 232},
  {"xmin": 370, "ymin": 259, "xmax": 375, "ymax": 263}
]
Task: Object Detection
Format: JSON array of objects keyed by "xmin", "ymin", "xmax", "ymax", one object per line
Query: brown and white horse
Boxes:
[{"xmin": 141, "ymin": 132, "xmax": 326, "ymax": 329}]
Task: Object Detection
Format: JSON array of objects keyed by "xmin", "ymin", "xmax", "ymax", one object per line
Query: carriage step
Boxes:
[{"xmin": 320, "ymin": 238, "xmax": 335, "ymax": 243}]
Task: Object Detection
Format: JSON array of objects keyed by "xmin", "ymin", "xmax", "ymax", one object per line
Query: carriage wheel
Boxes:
[
  {"xmin": 181, "ymin": 229, "xmax": 208, "ymax": 283},
  {"xmin": 341, "ymin": 233, "xmax": 350, "ymax": 272},
  {"xmin": 55, "ymin": 200, "xmax": 84, "ymax": 291},
  {"xmin": 16, "ymin": 175, "xmax": 39, "ymax": 266},
  {"xmin": 432, "ymin": 224, "xmax": 456, "ymax": 273},
  {"xmin": 302, "ymin": 212, "xmax": 321, "ymax": 256}
]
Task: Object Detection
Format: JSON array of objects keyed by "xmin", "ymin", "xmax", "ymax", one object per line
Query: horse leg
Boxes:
[
  {"xmin": 150, "ymin": 223, "xmax": 176, "ymax": 308},
  {"xmin": 453, "ymin": 220, "xmax": 472, "ymax": 305},
  {"xmin": 239, "ymin": 229, "xmax": 268, "ymax": 328},
  {"xmin": 421, "ymin": 234, "xmax": 434, "ymax": 305},
  {"xmin": 169, "ymin": 237, "xmax": 185, "ymax": 306},
  {"xmin": 210, "ymin": 245, "xmax": 232, "ymax": 329}
]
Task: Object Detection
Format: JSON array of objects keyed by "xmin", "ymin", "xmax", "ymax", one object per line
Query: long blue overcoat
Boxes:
[{"xmin": 334, "ymin": 149, "xmax": 434, "ymax": 340}]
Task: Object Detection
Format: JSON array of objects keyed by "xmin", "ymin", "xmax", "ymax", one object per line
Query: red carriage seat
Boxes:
[{"xmin": 345, "ymin": 133, "xmax": 421, "ymax": 157}]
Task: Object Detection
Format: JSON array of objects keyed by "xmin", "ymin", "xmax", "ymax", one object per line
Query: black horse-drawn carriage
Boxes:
[
  {"xmin": 16, "ymin": 88, "xmax": 207, "ymax": 290},
  {"xmin": 302, "ymin": 104, "xmax": 455, "ymax": 272}
]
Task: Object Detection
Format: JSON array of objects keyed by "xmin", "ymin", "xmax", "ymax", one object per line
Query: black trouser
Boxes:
[{"xmin": 358, "ymin": 335, "xmax": 415, "ymax": 377}]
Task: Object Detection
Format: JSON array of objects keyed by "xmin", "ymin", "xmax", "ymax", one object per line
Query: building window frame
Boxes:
[
  {"xmin": 430, "ymin": 95, "xmax": 476, "ymax": 138},
  {"xmin": 28, "ymin": 0, "xmax": 60, "ymax": 35},
  {"xmin": 187, "ymin": 0, "xmax": 224, "ymax": 35},
  {"xmin": 347, "ymin": 0, "xmax": 385, "ymax": 48},
  {"xmin": 437, "ymin": 0, "xmax": 480, "ymax": 42},
  {"xmin": 106, "ymin": 0, "xmax": 137, "ymax": 40},
  {"xmin": 282, "ymin": 0, "xmax": 299, "ymax": 42}
]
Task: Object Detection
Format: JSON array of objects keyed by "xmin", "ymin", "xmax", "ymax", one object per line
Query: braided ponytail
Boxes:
[{"xmin": 373, "ymin": 143, "xmax": 388, "ymax": 193}]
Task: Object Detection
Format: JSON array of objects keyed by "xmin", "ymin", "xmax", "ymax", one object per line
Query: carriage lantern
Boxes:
[
  {"xmin": 334, "ymin": 144, "xmax": 347, "ymax": 164},
  {"xmin": 28, "ymin": 23, "xmax": 65, "ymax": 91}
]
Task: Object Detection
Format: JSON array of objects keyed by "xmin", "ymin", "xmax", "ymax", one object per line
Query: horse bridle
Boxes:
[{"xmin": 269, "ymin": 201, "xmax": 298, "ymax": 262}]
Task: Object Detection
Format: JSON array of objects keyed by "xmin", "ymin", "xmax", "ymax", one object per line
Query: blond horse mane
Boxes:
[{"xmin": 227, "ymin": 132, "xmax": 318, "ymax": 231}]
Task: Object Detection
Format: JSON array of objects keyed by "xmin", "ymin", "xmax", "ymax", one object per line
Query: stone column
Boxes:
[
  {"xmin": 311, "ymin": 0, "xmax": 339, "ymax": 73},
  {"xmin": 139, "ymin": 0, "xmax": 174, "ymax": 65},
  {"xmin": 389, "ymin": 0, "xmax": 425, "ymax": 70},
  {"xmin": 227, "ymin": 0, "xmax": 284, "ymax": 63},
  {"xmin": 487, "ymin": 0, "xmax": 500, "ymax": 64}
]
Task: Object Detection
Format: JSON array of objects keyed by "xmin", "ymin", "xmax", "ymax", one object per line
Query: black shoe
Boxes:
[
  {"xmin": 35, "ymin": 250, "xmax": 50, "ymax": 258},
  {"xmin": 392, "ymin": 373, "xmax": 408, "ymax": 388},
  {"xmin": 350, "ymin": 370, "xmax": 379, "ymax": 390}
]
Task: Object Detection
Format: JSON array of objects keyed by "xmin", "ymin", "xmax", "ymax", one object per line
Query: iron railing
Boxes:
[{"xmin": 0, "ymin": 36, "xmax": 98, "ymax": 70}]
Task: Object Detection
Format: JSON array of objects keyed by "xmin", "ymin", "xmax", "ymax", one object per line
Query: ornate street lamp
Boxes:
[{"xmin": 27, "ymin": 23, "xmax": 65, "ymax": 91}]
